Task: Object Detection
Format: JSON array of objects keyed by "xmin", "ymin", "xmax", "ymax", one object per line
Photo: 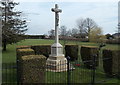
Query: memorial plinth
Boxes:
[
  {"xmin": 46, "ymin": 4, "xmax": 67, "ymax": 72},
  {"xmin": 47, "ymin": 43, "xmax": 67, "ymax": 72}
]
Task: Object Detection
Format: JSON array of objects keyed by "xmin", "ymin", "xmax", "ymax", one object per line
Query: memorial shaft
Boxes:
[
  {"xmin": 55, "ymin": 12, "xmax": 59, "ymax": 44},
  {"xmin": 46, "ymin": 4, "xmax": 68, "ymax": 72}
]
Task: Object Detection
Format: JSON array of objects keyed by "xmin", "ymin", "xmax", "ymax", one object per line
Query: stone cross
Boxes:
[
  {"xmin": 51, "ymin": 4, "xmax": 62, "ymax": 44},
  {"xmin": 46, "ymin": 4, "xmax": 67, "ymax": 72}
]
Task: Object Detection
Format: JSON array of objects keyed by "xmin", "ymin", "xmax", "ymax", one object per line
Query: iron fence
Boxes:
[{"xmin": 2, "ymin": 56, "xmax": 119, "ymax": 85}]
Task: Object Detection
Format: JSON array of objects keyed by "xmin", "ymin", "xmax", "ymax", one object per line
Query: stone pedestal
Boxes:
[
  {"xmin": 46, "ymin": 43, "xmax": 67, "ymax": 72},
  {"xmin": 46, "ymin": 55, "xmax": 67, "ymax": 72},
  {"xmin": 46, "ymin": 4, "xmax": 68, "ymax": 72}
]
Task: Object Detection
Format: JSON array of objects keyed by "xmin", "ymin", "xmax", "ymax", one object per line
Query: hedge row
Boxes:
[
  {"xmin": 16, "ymin": 48, "xmax": 35, "ymax": 61},
  {"xmin": 16, "ymin": 44, "xmax": 120, "ymax": 78},
  {"xmin": 16, "ymin": 45, "xmax": 31, "ymax": 50},
  {"xmin": 31, "ymin": 45, "xmax": 51, "ymax": 58},
  {"xmin": 19, "ymin": 55, "xmax": 46, "ymax": 84},
  {"xmin": 17, "ymin": 45, "xmax": 79, "ymax": 60},
  {"xmin": 16, "ymin": 48, "xmax": 35, "ymax": 84},
  {"xmin": 103, "ymin": 49, "xmax": 120, "ymax": 77},
  {"xmin": 65, "ymin": 45, "xmax": 78, "ymax": 61},
  {"xmin": 81, "ymin": 46, "xmax": 99, "ymax": 69},
  {"xmin": 106, "ymin": 39, "xmax": 120, "ymax": 44}
]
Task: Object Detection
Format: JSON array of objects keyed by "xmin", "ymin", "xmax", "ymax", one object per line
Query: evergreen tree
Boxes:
[{"xmin": 1, "ymin": 0, "xmax": 28, "ymax": 51}]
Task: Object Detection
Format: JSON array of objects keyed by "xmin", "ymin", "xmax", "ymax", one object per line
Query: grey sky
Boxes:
[{"xmin": 15, "ymin": 1, "xmax": 118, "ymax": 35}]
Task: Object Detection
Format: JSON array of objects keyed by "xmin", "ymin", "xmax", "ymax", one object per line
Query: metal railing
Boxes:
[{"xmin": 2, "ymin": 56, "xmax": 118, "ymax": 84}]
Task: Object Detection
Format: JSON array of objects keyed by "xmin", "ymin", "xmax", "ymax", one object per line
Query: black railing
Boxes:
[{"xmin": 2, "ymin": 57, "xmax": 117, "ymax": 84}]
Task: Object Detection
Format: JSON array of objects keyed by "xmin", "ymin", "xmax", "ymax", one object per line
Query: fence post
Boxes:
[
  {"xmin": 67, "ymin": 56, "xmax": 70, "ymax": 85},
  {"xmin": 91, "ymin": 54, "xmax": 97, "ymax": 85},
  {"xmin": 16, "ymin": 58, "xmax": 20, "ymax": 85}
]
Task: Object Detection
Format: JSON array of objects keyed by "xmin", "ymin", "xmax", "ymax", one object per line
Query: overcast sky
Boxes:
[{"xmin": 14, "ymin": 0, "xmax": 119, "ymax": 35}]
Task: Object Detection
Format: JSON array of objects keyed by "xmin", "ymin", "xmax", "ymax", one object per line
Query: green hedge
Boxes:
[
  {"xmin": 31, "ymin": 45, "xmax": 51, "ymax": 58},
  {"xmin": 19, "ymin": 55, "xmax": 46, "ymax": 84},
  {"xmin": 16, "ymin": 48, "xmax": 35, "ymax": 60},
  {"xmin": 81, "ymin": 46, "xmax": 99, "ymax": 69},
  {"xmin": 65, "ymin": 45, "xmax": 78, "ymax": 61},
  {"xmin": 16, "ymin": 45, "xmax": 31, "ymax": 50},
  {"xmin": 103, "ymin": 49, "xmax": 120, "ymax": 77},
  {"xmin": 16, "ymin": 48, "xmax": 35, "ymax": 84}
]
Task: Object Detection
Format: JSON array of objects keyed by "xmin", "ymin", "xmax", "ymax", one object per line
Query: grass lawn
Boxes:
[{"xmin": 2, "ymin": 39, "xmax": 120, "ymax": 84}]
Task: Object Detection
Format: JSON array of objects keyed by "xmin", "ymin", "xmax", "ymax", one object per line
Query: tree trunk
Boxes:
[{"xmin": 3, "ymin": 39, "xmax": 7, "ymax": 51}]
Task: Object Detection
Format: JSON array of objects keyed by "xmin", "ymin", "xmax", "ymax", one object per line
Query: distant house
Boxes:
[{"xmin": 112, "ymin": 33, "xmax": 120, "ymax": 39}]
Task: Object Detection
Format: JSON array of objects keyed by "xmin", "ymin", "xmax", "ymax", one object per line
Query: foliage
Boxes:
[
  {"xmin": 1, "ymin": 0, "xmax": 27, "ymax": 51},
  {"xmin": 65, "ymin": 45, "xmax": 78, "ymax": 61},
  {"xmin": 31, "ymin": 45, "xmax": 51, "ymax": 58},
  {"xmin": 106, "ymin": 38, "xmax": 120, "ymax": 44},
  {"xmin": 2, "ymin": 39, "xmax": 120, "ymax": 84},
  {"xmin": 103, "ymin": 49, "xmax": 120, "ymax": 77},
  {"xmin": 48, "ymin": 29, "xmax": 55, "ymax": 39},
  {"xmin": 16, "ymin": 45, "xmax": 31, "ymax": 50},
  {"xmin": 89, "ymin": 27, "xmax": 106, "ymax": 43},
  {"xmin": 80, "ymin": 46, "xmax": 99, "ymax": 69},
  {"xmin": 16, "ymin": 48, "xmax": 35, "ymax": 59},
  {"xmin": 76, "ymin": 18, "xmax": 97, "ymax": 40},
  {"xmin": 19, "ymin": 55, "xmax": 46, "ymax": 84},
  {"xmin": 60, "ymin": 25, "xmax": 71, "ymax": 47},
  {"xmin": 105, "ymin": 34, "xmax": 114, "ymax": 39},
  {"xmin": 16, "ymin": 48, "xmax": 35, "ymax": 84}
]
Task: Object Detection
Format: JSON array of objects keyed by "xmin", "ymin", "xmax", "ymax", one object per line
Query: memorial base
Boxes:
[{"xmin": 46, "ymin": 55, "xmax": 67, "ymax": 72}]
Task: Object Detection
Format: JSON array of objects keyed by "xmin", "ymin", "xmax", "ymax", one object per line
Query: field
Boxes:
[{"xmin": 2, "ymin": 39, "xmax": 120, "ymax": 84}]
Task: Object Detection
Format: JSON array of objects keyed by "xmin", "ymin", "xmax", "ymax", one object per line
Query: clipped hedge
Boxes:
[
  {"xmin": 16, "ymin": 45, "xmax": 31, "ymax": 50},
  {"xmin": 65, "ymin": 45, "xmax": 78, "ymax": 61},
  {"xmin": 103, "ymin": 49, "xmax": 120, "ymax": 77},
  {"xmin": 31, "ymin": 45, "xmax": 51, "ymax": 58},
  {"xmin": 16, "ymin": 48, "xmax": 35, "ymax": 84},
  {"xmin": 81, "ymin": 46, "xmax": 99, "ymax": 69},
  {"xmin": 16, "ymin": 48, "xmax": 35, "ymax": 60},
  {"xmin": 19, "ymin": 55, "xmax": 46, "ymax": 84}
]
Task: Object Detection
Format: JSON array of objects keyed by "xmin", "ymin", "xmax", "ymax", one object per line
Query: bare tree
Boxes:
[
  {"xmin": 60, "ymin": 25, "xmax": 68, "ymax": 52},
  {"xmin": 67, "ymin": 29, "xmax": 72, "ymax": 36},
  {"xmin": 84, "ymin": 18, "xmax": 97, "ymax": 35},
  {"xmin": 76, "ymin": 18, "xmax": 97, "ymax": 41},
  {"xmin": 60, "ymin": 25, "xmax": 67, "ymax": 36},
  {"xmin": 76, "ymin": 18, "xmax": 85, "ymax": 38},
  {"xmin": 71, "ymin": 28, "xmax": 79, "ymax": 38},
  {"xmin": 48, "ymin": 29, "xmax": 55, "ymax": 39}
]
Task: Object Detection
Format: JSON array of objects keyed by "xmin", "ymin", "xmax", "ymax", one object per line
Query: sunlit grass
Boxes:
[{"xmin": 2, "ymin": 39, "xmax": 120, "ymax": 84}]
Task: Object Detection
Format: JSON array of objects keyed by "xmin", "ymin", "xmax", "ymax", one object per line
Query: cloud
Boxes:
[
  {"xmin": 15, "ymin": 0, "xmax": 119, "ymax": 2},
  {"xmin": 16, "ymin": 2, "xmax": 118, "ymax": 35}
]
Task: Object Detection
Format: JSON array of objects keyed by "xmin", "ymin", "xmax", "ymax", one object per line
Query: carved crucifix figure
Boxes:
[
  {"xmin": 46, "ymin": 4, "xmax": 67, "ymax": 72},
  {"xmin": 51, "ymin": 4, "xmax": 62, "ymax": 44}
]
